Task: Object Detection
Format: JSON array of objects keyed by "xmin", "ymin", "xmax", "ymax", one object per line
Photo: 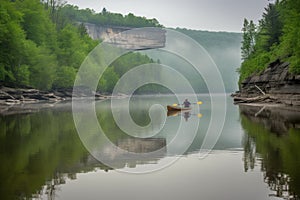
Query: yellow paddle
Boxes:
[{"xmin": 197, "ymin": 101, "xmax": 203, "ymax": 105}]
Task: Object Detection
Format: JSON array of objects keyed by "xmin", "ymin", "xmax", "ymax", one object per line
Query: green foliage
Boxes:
[
  {"xmin": 0, "ymin": 0, "xmax": 163, "ymax": 91},
  {"xmin": 29, "ymin": 47, "xmax": 57, "ymax": 90},
  {"xmin": 98, "ymin": 66, "xmax": 119, "ymax": 93},
  {"xmin": 97, "ymin": 53, "xmax": 156, "ymax": 94},
  {"xmin": 279, "ymin": 0, "xmax": 300, "ymax": 74},
  {"xmin": 241, "ymin": 19, "xmax": 256, "ymax": 60},
  {"xmin": 57, "ymin": 24, "xmax": 90, "ymax": 69},
  {"xmin": 113, "ymin": 53, "xmax": 154, "ymax": 76},
  {"xmin": 53, "ymin": 66, "xmax": 77, "ymax": 88},
  {"xmin": 0, "ymin": 0, "xmax": 98, "ymax": 90},
  {"xmin": 239, "ymin": 51, "xmax": 271, "ymax": 83},
  {"xmin": 59, "ymin": 5, "xmax": 162, "ymax": 28},
  {"xmin": 15, "ymin": 65, "xmax": 30, "ymax": 86},
  {"xmin": 256, "ymin": 2, "xmax": 283, "ymax": 51},
  {"xmin": 0, "ymin": 111, "xmax": 90, "ymax": 199},
  {"xmin": 241, "ymin": 114, "xmax": 300, "ymax": 197},
  {"xmin": 0, "ymin": 0, "xmax": 26, "ymax": 84},
  {"xmin": 239, "ymin": 0, "xmax": 300, "ymax": 85},
  {"xmin": 17, "ymin": 0, "xmax": 57, "ymax": 47}
]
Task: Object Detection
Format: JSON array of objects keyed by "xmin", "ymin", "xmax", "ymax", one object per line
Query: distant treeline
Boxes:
[
  {"xmin": 239, "ymin": 0, "xmax": 300, "ymax": 84},
  {"xmin": 0, "ymin": 0, "xmax": 161, "ymax": 92},
  {"xmin": 176, "ymin": 28, "xmax": 241, "ymax": 51},
  {"xmin": 175, "ymin": 28, "xmax": 242, "ymax": 92},
  {"xmin": 60, "ymin": 4, "xmax": 162, "ymax": 28}
]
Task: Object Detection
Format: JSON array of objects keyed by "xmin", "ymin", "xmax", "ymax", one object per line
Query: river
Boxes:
[{"xmin": 0, "ymin": 94, "xmax": 299, "ymax": 200}]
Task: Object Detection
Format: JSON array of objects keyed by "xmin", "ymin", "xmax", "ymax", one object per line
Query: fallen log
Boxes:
[{"xmin": 233, "ymin": 95, "xmax": 275, "ymax": 104}]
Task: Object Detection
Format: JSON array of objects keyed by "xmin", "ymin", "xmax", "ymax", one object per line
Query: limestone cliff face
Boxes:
[
  {"xmin": 84, "ymin": 23, "xmax": 166, "ymax": 50},
  {"xmin": 239, "ymin": 59, "xmax": 300, "ymax": 106}
]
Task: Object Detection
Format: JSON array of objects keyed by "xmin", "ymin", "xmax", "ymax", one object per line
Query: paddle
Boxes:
[{"xmin": 172, "ymin": 101, "xmax": 203, "ymax": 107}]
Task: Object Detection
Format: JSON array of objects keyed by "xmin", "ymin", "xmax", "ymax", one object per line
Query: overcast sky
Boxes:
[{"xmin": 66, "ymin": 0, "xmax": 270, "ymax": 32}]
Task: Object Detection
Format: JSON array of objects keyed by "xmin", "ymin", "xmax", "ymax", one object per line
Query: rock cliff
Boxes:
[
  {"xmin": 235, "ymin": 59, "xmax": 300, "ymax": 106},
  {"xmin": 84, "ymin": 23, "xmax": 166, "ymax": 50}
]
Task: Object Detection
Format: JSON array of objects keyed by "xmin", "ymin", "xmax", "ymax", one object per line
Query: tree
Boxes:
[
  {"xmin": 98, "ymin": 67, "xmax": 119, "ymax": 93},
  {"xmin": 48, "ymin": 0, "xmax": 66, "ymax": 24},
  {"xmin": 17, "ymin": 0, "xmax": 58, "ymax": 50},
  {"xmin": 278, "ymin": 0, "xmax": 300, "ymax": 73},
  {"xmin": 29, "ymin": 47, "xmax": 57, "ymax": 90},
  {"xmin": 0, "ymin": 0, "xmax": 27, "ymax": 84},
  {"xmin": 256, "ymin": 1, "xmax": 283, "ymax": 51},
  {"xmin": 53, "ymin": 66, "xmax": 76, "ymax": 88},
  {"xmin": 102, "ymin": 7, "xmax": 107, "ymax": 14},
  {"xmin": 239, "ymin": 0, "xmax": 300, "ymax": 86},
  {"xmin": 241, "ymin": 19, "xmax": 256, "ymax": 60},
  {"xmin": 0, "ymin": 0, "xmax": 161, "ymax": 91}
]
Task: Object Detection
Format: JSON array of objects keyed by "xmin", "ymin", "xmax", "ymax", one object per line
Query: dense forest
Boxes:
[
  {"xmin": 239, "ymin": 0, "xmax": 300, "ymax": 84},
  {"xmin": 0, "ymin": 0, "xmax": 160, "ymax": 92}
]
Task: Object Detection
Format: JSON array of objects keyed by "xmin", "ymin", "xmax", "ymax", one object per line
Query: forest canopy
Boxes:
[
  {"xmin": 59, "ymin": 4, "xmax": 162, "ymax": 28},
  {"xmin": 239, "ymin": 0, "xmax": 300, "ymax": 84}
]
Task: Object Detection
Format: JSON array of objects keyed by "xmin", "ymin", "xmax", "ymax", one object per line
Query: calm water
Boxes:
[{"xmin": 0, "ymin": 95, "xmax": 300, "ymax": 200}]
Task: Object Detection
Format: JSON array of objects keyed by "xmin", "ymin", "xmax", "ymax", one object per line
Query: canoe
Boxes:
[{"xmin": 167, "ymin": 105, "xmax": 191, "ymax": 111}]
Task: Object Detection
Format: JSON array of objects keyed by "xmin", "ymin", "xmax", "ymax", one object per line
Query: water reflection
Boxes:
[
  {"xmin": 240, "ymin": 105, "xmax": 300, "ymax": 199},
  {"xmin": 167, "ymin": 110, "xmax": 181, "ymax": 117},
  {"xmin": 93, "ymin": 137, "xmax": 167, "ymax": 170},
  {"xmin": 0, "ymin": 96, "xmax": 184, "ymax": 199},
  {"xmin": 0, "ymin": 110, "xmax": 90, "ymax": 199},
  {"xmin": 167, "ymin": 110, "xmax": 198, "ymax": 122},
  {"xmin": 0, "ymin": 95, "xmax": 248, "ymax": 199},
  {"xmin": 183, "ymin": 111, "xmax": 191, "ymax": 121},
  {"xmin": 77, "ymin": 96, "xmax": 201, "ymax": 172}
]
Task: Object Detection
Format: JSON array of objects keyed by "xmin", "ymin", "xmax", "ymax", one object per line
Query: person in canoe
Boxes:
[{"xmin": 183, "ymin": 99, "xmax": 191, "ymax": 108}]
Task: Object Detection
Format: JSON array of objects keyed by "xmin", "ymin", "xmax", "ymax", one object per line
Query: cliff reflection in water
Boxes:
[
  {"xmin": 240, "ymin": 105, "xmax": 300, "ymax": 199},
  {"xmin": 88, "ymin": 138, "xmax": 166, "ymax": 170}
]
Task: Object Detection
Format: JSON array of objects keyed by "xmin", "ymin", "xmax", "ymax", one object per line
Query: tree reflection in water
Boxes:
[
  {"xmin": 0, "ymin": 103, "xmax": 167, "ymax": 199},
  {"xmin": 240, "ymin": 105, "xmax": 300, "ymax": 200}
]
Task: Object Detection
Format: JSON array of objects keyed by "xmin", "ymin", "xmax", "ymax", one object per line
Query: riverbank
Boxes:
[
  {"xmin": 0, "ymin": 86, "xmax": 111, "ymax": 105},
  {"xmin": 0, "ymin": 86, "xmax": 106, "ymax": 115},
  {"xmin": 233, "ymin": 59, "xmax": 300, "ymax": 106},
  {"xmin": 0, "ymin": 86, "xmax": 132, "ymax": 115}
]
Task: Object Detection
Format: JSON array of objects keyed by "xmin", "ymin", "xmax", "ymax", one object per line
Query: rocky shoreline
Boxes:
[
  {"xmin": 233, "ymin": 59, "xmax": 300, "ymax": 106},
  {"xmin": 0, "ymin": 86, "xmax": 109, "ymax": 105},
  {"xmin": 0, "ymin": 86, "xmax": 117, "ymax": 115}
]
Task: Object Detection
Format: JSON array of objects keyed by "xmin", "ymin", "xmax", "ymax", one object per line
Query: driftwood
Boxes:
[
  {"xmin": 233, "ymin": 94, "xmax": 277, "ymax": 104},
  {"xmin": 255, "ymin": 84, "xmax": 266, "ymax": 95},
  {"xmin": 255, "ymin": 105, "xmax": 266, "ymax": 117}
]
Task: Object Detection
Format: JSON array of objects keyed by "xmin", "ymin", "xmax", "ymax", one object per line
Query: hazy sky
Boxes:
[{"xmin": 66, "ymin": 0, "xmax": 270, "ymax": 32}]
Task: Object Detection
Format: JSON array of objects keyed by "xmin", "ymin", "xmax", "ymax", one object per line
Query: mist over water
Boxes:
[{"xmin": 143, "ymin": 29, "xmax": 242, "ymax": 93}]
